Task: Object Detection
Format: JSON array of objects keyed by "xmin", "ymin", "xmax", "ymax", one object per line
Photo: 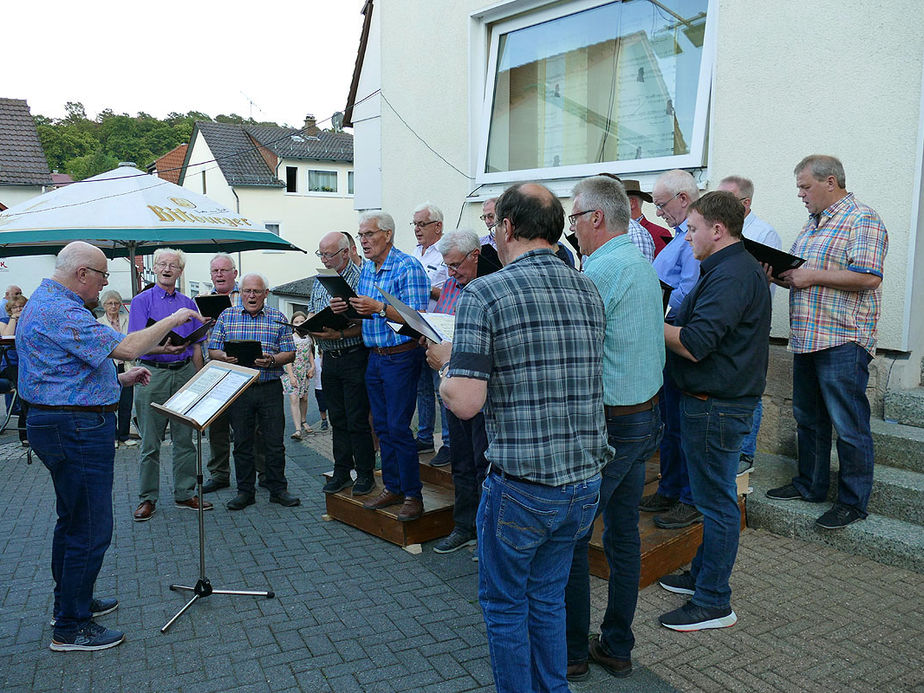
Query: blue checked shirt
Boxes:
[
  {"xmin": 450, "ymin": 249, "xmax": 613, "ymax": 486},
  {"xmin": 209, "ymin": 304, "xmax": 295, "ymax": 383},
  {"xmin": 308, "ymin": 261, "xmax": 364, "ymax": 353},
  {"xmin": 356, "ymin": 246, "xmax": 430, "ymax": 348}
]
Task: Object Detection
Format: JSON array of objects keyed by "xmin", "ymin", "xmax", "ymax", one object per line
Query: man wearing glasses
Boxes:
[
  {"xmin": 129, "ymin": 248, "xmax": 211, "ymax": 522},
  {"xmin": 332, "ymin": 212, "xmax": 430, "ymax": 522},
  {"xmin": 410, "ymin": 202, "xmax": 451, "ymax": 466},
  {"xmin": 643, "ymin": 170, "xmax": 703, "ymax": 532},
  {"xmin": 308, "ymin": 231, "xmax": 376, "ymax": 497}
]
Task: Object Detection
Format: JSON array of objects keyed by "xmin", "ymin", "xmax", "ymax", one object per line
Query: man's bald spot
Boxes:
[
  {"xmin": 55, "ymin": 241, "xmax": 105, "ymax": 274},
  {"xmin": 520, "ymin": 182, "xmax": 556, "ymax": 206},
  {"xmin": 320, "ymin": 231, "xmax": 349, "ymax": 250}
]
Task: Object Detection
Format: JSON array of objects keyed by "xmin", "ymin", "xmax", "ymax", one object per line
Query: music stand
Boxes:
[{"xmin": 151, "ymin": 362, "xmax": 274, "ymax": 633}]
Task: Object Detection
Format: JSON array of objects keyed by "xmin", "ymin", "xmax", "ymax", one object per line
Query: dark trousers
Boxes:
[
  {"xmin": 323, "ymin": 347, "xmax": 375, "ymax": 479},
  {"xmin": 565, "ymin": 405, "xmax": 663, "ymax": 662},
  {"xmin": 115, "ymin": 363, "xmax": 133, "ymax": 442},
  {"xmin": 366, "ymin": 348, "xmax": 424, "ymax": 498},
  {"xmin": 228, "ymin": 380, "xmax": 287, "ymax": 496},
  {"xmin": 446, "ymin": 409, "xmax": 488, "ymax": 534},
  {"xmin": 658, "ymin": 370, "xmax": 693, "ymax": 504}
]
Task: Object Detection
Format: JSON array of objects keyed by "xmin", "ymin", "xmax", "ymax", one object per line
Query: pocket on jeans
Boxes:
[
  {"xmin": 497, "ymin": 491, "xmax": 555, "ymax": 551},
  {"xmin": 26, "ymin": 424, "xmax": 67, "ymax": 470},
  {"xmin": 75, "ymin": 413, "xmax": 109, "ymax": 433},
  {"xmin": 575, "ymin": 493, "xmax": 600, "ymax": 540}
]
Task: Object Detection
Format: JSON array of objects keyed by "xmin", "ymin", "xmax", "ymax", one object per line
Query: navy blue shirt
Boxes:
[{"xmin": 668, "ymin": 242, "xmax": 771, "ymax": 400}]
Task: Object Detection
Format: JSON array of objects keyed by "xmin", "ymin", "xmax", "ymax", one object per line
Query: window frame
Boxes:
[
  {"xmin": 285, "ymin": 166, "xmax": 298, "ymax": 193},
  {"xmin": 307, "ymin": 169, "xmax": 340, "ymax": 194},
  {"xmin": 471, "ymin": 0, "xmax": 716, "ymax": 186}
]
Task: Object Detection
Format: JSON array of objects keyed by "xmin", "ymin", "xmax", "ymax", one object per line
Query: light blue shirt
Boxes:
[
  {"xmin": 584, "ymin": 235, "xmax": 664, "ymax": 406},
  {"xmin": 652, "ymin": 219, "xmax": 700, "ymax": 314},
  {"xmin": 743, "ymin": 211, "xmax": 782, "ymax": 297}
]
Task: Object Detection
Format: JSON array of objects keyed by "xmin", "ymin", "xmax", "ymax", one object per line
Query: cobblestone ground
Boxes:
[{"xmin": 0, "ymin": 427, "xmax": 920, "ymax": 692}]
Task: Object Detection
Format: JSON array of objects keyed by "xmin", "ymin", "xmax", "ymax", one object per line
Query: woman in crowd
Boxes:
[
  {"xmin": 97, "ymin": 290, "xmax": 137, "ymax": 448},
  {"xmin": 2, "ymin": 295, "xmax": 30, "ymax": 445},
  {"xmin": 283, "ymin": 311, "xmax": 316, "ymax": 439}
]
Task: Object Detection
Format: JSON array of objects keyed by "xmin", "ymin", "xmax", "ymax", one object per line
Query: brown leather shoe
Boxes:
[
  {"xmin": 363, "ymin": 489, "xmax": 404, "ymax": 510},
  {"xmin": 396, "ymin": 497, "xmax": 423, "ymax": 522},
  {"xmin": 566, "ymin": 661, "xmax": 589, "ymax": 682},
  {"xmin": 133, "ymin": 501, "xmax": 156, "ymax": 522},
  {"xmin": 175, "ymin": 496, "xmax": 213, "ymax": 512},
  {"xmin": 588, "ymin": 634, "xmax": 632, "ymax": 678}
]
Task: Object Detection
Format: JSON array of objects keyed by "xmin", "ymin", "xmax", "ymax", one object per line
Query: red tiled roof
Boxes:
[{"xmin": 153, "ymin": 144, "xmax": 188, "ymax": 184}]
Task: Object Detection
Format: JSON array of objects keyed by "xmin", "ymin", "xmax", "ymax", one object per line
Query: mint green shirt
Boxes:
[{"xmin": 584, "ymin": 234, "xmax": 665, "ymax": 406}]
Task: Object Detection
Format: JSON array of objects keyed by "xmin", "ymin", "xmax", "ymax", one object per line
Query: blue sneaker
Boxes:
[
  {"xmin": 50, "ymin": 597, "xmax": 118, "ymax": 627},
  {"xmin": 50, "ymin": 621, "xmax": 125, "ymax": 651}
]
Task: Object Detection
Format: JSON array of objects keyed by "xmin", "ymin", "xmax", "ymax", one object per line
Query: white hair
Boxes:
[
  {"xmin": 55, "ymin": 241, "xmax": 102, "ymax": 273},
  {"xmin": 437, "ymin": 229, "xmax": 480, "ymax": 257},
  {"xmin": 240, "ymin": 272, "xmax": 270, "ymax": 291},
  {"xmin": 412, "ymin": 202, "xmax": 444, "ymax": 223},
  {"xmin": 655, "ymin": 169, "xmax": 700, "ymax": 201},
  {"xmin": 209, "ymin": 252, "xmax": 236, "ymax": 270},
  {"xmin": 358, "ymin": 211, "xmax": 396, "ymax": 234},
  {"xmin": 153, "ymin": 247, "xmax": 187, "ymax": 269}
]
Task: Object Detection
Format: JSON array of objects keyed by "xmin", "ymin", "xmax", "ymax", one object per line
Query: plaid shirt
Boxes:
[
  {"xmin": 789, "ymin": 193, "xmax": 888, "ymax": 355},
  {"xmin": 308, "ymin": 261, "xmax": 364, "ymax": 353},
  {"xmin": 356, "ymin": 246, "xmax": 429, "ymax": 348},
  {"xmin": 628, "ymin": 218, "xmax": 655, "ymax": 263},
  {"xmin": 450, "ymin": 249, "xmax": 613, "ymax": 486},
  {"xmin": 208, "ymin": 304, "xmax": 295, "ymax": 382}
]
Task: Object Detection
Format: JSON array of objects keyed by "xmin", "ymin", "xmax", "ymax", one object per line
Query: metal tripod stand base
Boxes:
[{"xmin": 161, "ymin": 578, "xmax": 275, "ymax": 633}]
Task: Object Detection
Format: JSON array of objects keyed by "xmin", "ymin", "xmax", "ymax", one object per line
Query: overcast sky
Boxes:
[{"xmin": 3, "ymin": 0, "xmax": 366, "ymax": 128}]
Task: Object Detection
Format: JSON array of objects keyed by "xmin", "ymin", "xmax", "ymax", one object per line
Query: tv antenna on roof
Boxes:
[{"xmin": 240, "ymin": 91, "xmax": 265, "ymax": 120}]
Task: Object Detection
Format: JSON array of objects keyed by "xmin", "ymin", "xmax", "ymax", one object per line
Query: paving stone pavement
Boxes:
[{"xmin": 0, "ymin": 427, "xmax": 921, "ymax": 692}]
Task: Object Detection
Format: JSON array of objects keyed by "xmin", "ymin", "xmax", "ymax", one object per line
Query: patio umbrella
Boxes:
[{"xmin": 0, "ymin": 163, "xmax": 305, "ymax": 292}]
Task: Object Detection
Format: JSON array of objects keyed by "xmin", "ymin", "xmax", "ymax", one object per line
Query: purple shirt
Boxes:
[
  {"xmin": 18, "ymin": 279, "xmax": 124, "ymax": 406},
  {"xmin": 127, "ymin": 284, "xmax": 201, "ymax": 362}
]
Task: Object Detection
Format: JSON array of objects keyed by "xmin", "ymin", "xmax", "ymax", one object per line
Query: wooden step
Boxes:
[
  {"xmin": 418, "ymin": 455, "xmax": 454, "ymax": 488},
  {"xmin": 323, "ymin": 470, "xmax": 455, "ymax": 547}
]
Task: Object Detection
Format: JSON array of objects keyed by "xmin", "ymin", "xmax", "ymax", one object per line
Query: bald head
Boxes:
[
  {"xmin": 494, "ymin": 182, "xmax": 564, "ymax": 244},
  {"xmin": 55, "ymin": 241, "xmax": 105, "ymax": 276},
  {"xmin": 319, "ymin": 231, "xmax": 351, "ymax": 271},
  {"xmin": 4, "ymin": 285, "xmax": 22, "ymax": 300},
  {"xmin": 53, "ymin": 241, "xmax": 109, "ymax": 304}
]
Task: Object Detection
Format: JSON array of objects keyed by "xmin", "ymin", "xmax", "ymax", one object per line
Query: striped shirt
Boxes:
[
  {"xmin": 584, "ymin": 235, "xmax": 664, "ymax": 406},
  {"xmin": 209, "ymin": 305, "xmax": 295, "ymax": 383},
  {"xmin": 789, "ymin": 193, "xmax": 888, "ymax": 355},
  {"xmin": 628, "ymin": 218, "xmax": 656, "ymax": 263},
  {"xmin": 433, "ymin": 276, "xmax": 464, "ymax": 315},
  {"xmin": 308, "ymin": 261, "xmax": 364, "ymax": 353},
  {"xmin": 450, "ymin": 248, "xmax": 613, "ymax": 486},
  {"xmin": 356, "ymin": 246, "xmax": 429, "ymax": 348}
]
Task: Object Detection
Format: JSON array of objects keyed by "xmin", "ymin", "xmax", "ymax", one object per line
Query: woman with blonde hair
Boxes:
[{"xmin": 97, "ymin": 290, "xmax": 137, "ymax": 448}]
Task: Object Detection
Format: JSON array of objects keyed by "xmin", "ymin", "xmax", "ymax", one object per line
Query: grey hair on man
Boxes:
[
  {"xmin": 210, "ymin": 252, "xmax": 237, "ymax": 269},
  {"xmin": 794, "ymin": 154, "xmax": 847, "ymax": 188},
  {"xmin": 719, "ymin": 175, "xmax": 754, "ymax": 200},
  {"xmin": 358, "ymin": 211, "xmax": 396, "ymax": 234},
  {"xmin": 657, "ymin": 169, "xmax": 700, "ymax": 201},
  {"xmin": 437, "ymin": 229, "xmax": 480, "ymax": 257},
  {"xmin": 240, "ymin": 272, "xmax": 270, "ymax": 291},
  {"xmin": 153, "ymin": 247, "xmax": 187, "ymax": 269},
  {"xmin": 412, "ymin": 202, "xmax": 444, "ymax": 223},
  {"xmin": 571, "ymin": 175, "xmax": 632, "ymax": 235}
]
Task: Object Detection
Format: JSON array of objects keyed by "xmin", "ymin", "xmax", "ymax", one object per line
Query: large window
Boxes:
[
  {"xmin": 478, "ymin": 0, "xmax": 713, "ymax": 183},
  {"xmin": 308, "ymin": 170, "xmax": 338, "ymax": 193}
]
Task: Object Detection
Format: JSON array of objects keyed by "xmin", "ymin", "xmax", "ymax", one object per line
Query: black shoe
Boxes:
[
  {"xmin": 765, "ymin": 483, "xmax": 804, "ymax": 501},
  {"xmin": 653, "ymin": 502, "xmax": 702, "ymax": 529},
  {"xmin": 737, "ymin": 454, "xmax": 754, "ymax": 477},
  {"xmin": 226, "ymin": 493, "xmax": 255, "ymax": 510},
  {"xmin": 201, "ymin": 479, "xmax": 230, "ymax": 494},
  {"xmin": 815, "ymin": 503, "xmax": 864, "ymax": 529},
  {"xmin": 433, "ymin": 529, "xmax": 476, "ymax": 554},
  {"xmin": 658, "ymin": 570, "xmax": 695, "ymax": 595},
  {"xmin": 430, "ymin": 446, "xmax": 451, "ymax": 467},
  {"xmin": 270, "ymin": 490, "xmax": 301, "ymax": 507},
  {"xmin": 416, "ymin": 439, "xmax": 435, "ymax": 454},
  {"xmin": 588, "ymin": 634, "xmax": 632, "ymax": 678},
  {"xmin": 566, "ymin": 660, "xmax": 589, "ymax": 682},
  {"xmin": 659, "ymin": 600, "xmax": 737, "ymax": 631},
  {"xmin": 352, "ymin": 475, "xmax": 376, "ymax": 496},
  {"xmin": 322, "ymin": 475, "xmax": 354, "ymax": 494},
  {"xmin": 639, "ymin": 491, "xmax": 677, "ymax": 513}
]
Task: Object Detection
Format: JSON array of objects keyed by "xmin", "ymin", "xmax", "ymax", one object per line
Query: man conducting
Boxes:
[
  {"xmin": 563, "ymin": 175, "xmax": 664, "ymax": 680},
  {"xmin": 657, "ymin": 191, "xmax": 770, "ymax": 631},
  {"xmin": 209, "ymin": 273, "xmax": 300, "ymax": 509},
  {"xmin": 20, "ymin": 241, "xmax": 205, "ymax": 651},
  {"xmin": 439, "ymin": 183, "xmax": 611, "ymax": 692}
]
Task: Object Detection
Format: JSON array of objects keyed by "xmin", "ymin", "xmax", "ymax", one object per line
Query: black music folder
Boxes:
[
  {"xmin": 742, "ymin": 238, "xmax": 805, "ymax": 278},
  {"xmin": 146, "ymin": 317, "xmax": 211, "ymax": 347},
  {"xmin": 194, "ymin": 294, "xmax": 232, "ymax": 320},
  {"xmin": 223, "ymin": 340, "xmax": 263, "ymax": 368},
  {"xmin": 298, "ymin": 307, "xmax": 353, "ymax": 335}
]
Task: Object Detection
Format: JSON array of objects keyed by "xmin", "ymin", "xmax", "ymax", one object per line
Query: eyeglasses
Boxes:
[
  {"xmin": 446, "ymin": 250, "xmax": 476, "ymax": 271},
  {"xmin": 83, "ymin": 266, "xmax": 110, "ymax": 279},
  {"xmin": 315, "ymin": 248, "xmax": 346, "ymax": 260},
  {"xmin": 410, "ymin": 220, "xmax": 439, "ymax": 229},
  {"xmin": 567, "ymin": 209, "xmax": 594, "ymax": 226},
  {"xmin": 357, "ymin": 229, "xmax": 385, "ymax": 240},
  {"xmin": 210, "ymin": 267, "xmax": 235, "ymax": 274},
  {"xmin": 654, "ymin": 192, "xmax": 680, "ymax": 211},
  {"xmin": 479, "ymin": 214, "xmax": 495, "ymax": 223},
  {"xmin": 154, "ymin": 262, "xmax": 181, "ymax": 271},
  {"xmin": 240, "ymin": 289, "xmax": 266, "ymax": 295}
]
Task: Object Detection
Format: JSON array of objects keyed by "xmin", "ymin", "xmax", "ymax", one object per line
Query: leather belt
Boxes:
[
  {"xmin": 604, "ymin": 393, "xmax": 660, "ymax": 418},
  {"xmin": 682, "ymin": 391, "xmax": 709, "ymax": 401},
  {"xmin": 140, "ymin": 358, "xmax": 191, "ymax": 370},
  {"xmin": 32, "ymin": 403, "xmax": 119, "ymax": 413},
  {"xmin": 489, "ymin": 466, "xmax": 551, "ymax": 488},
  {"xmin": 371, "ymin": 341, "xmax": 418, "ymax": 356},
  {"xmin": 324, "ymin": 344, "xmax": 366, "ymax": 358}
]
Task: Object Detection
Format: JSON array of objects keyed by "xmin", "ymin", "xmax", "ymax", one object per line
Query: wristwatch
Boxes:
[
  {"xmin": 377, "ymin": 302, "xmax": 387, "ymax": 318},
  {"xmin": 438, "ymin": 362, "xmax": 451, "ymax": 378}
]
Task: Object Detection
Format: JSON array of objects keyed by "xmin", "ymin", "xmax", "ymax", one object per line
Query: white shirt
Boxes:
[
  {"xmin": 413, "ymin": 242, "xmax": 449, "ymax": 311},
  {"xmin": 742, "ymin": 211, "xmax": 781, "ymax": 296}
]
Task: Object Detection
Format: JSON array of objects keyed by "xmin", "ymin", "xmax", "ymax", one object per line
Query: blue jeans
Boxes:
[
  {"xmin": 740, "ymin": 399, "xmax": 762, "ymax": 458},
  {"xmin": 680, "ymin": 394, "xmax": 754, "ymax": 609},
  {"xmin": 28, "ymin": 409, "xmax": 116, "ymax": 634},
  {"xmin": 478, "ymin": 471, "xmax": 601, "ymax": 693},
  {"xmin": 792, "ymin": 343, "xmax": 874, "ymax": 514},
  {"xmin": 658, "ymin": 371, "xmax": 693, "ymax": 504},
  {"xmin": 565, "ymin": 405, "xmax": 662, "ymax": 662},
  {"xmin": 366, "ymin": 348, "xmax": 424, "ymax": 498},
  {"xmin": 416, "ymin": 366, "xmax": 450, "ymax": 447}
]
